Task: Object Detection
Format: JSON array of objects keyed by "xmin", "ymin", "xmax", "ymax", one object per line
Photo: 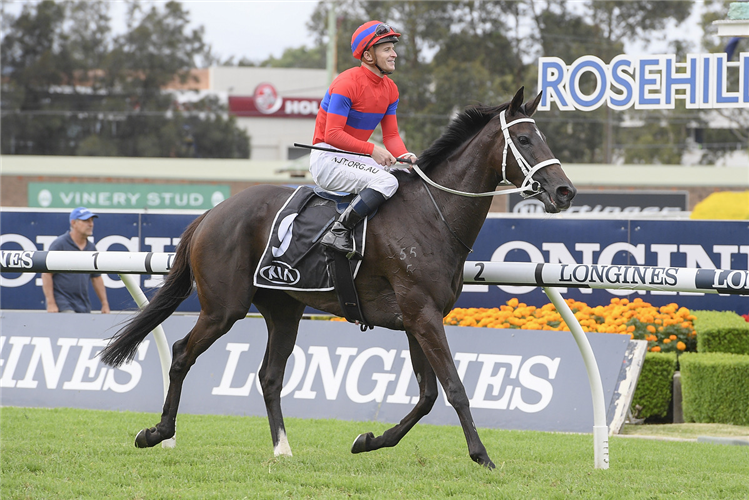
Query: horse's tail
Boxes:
[{"xmin": 99, "ymin": 211, "xmax": 209, "ymax": 368}]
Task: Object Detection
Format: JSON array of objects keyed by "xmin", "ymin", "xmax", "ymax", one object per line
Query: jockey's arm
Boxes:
[{"xmin": 381, "ymin": 113, "xmax": 417, "ymax": 165}]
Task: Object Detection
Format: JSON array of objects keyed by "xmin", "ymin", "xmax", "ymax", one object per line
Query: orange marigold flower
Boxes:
[
  {"xmin": 677, "ymin": 341, "xmax": 686, "ymax": 351},
  {"xmin": 651, "ymin": 346, "xmax": 661, "ymax": 352},
  {"xmin": 663, "ymin": 338, "xmax": 671, "ymax": 344},
  {"xmin": 669, "ymin": 334, "xmax": 677, "ymax": 340},
  {"xmin": 646, "ymin": 325, "xmax": 656, "ymax": 334}
]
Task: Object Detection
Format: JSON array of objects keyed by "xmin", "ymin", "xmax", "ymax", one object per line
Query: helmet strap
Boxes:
[{"xmin": 375, "ymin": 63, "xmax": 392, "ymax": 75}]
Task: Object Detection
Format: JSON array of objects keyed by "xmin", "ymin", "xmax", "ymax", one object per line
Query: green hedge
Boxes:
[
  {"xmin": 632, "ymin": 351, "xmax": 677, "ymax": 421},
  {"xmin": 693, "ymin": 310, "xmax": 749, "ymax": 354},
  {"xmin": 680, "ymin": 352, "xmax": 749, "ymax": 426}
]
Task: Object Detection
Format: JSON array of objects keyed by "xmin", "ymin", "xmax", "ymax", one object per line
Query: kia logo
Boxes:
[{"xmin": 259, "ymin": 261, "xmax": 300, "ymax": 285}]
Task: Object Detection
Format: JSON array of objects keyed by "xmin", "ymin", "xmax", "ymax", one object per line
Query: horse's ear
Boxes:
[
  {"xmin": 509, "ymin": 87, "xmax": 524, "ymax": 115},
  {"xmin": 524, "ymin": 91, "xmax": 543, "ymax": 117}
]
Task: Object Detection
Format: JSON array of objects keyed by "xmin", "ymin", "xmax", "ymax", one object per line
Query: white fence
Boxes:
[{"xmin": 4, "ymin": 250, "xmax": 749, "ymax": 469}]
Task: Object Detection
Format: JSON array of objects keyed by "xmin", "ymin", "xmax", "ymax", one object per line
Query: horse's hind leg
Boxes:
[
  {"xmin": 351, "ymin": 332, "xmax": 438, "ymax": 454},
  {"xmin": 135, "ymin": 308, "xmax": 248, "ymax": 448},
  {"xmin": 253, "ymin": 290, "xmax": 306, "ymax": 457}
]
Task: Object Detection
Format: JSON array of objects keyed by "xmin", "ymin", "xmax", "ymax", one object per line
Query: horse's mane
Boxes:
[{"xmin": 417, "ymin": 102, "xmax": 511, "ymax": 172}]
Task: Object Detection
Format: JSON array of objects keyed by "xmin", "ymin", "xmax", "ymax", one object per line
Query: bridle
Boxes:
[
  {"xmin": 411, "ymin": 108, "xmax": 562, "ymax": 253},
  {"xmin": 412, "ymin": 109, "xmax": 561, "ymax": 200}
]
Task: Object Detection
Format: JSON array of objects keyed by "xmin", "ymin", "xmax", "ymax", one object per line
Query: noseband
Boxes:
[{"xmin": 412, "ymin": 109, "xmax": 561, "ymax": 199}]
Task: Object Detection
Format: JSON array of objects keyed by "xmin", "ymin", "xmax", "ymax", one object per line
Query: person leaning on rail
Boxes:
[
  {"xmin": 309, "ymin": 20, "xmax": 418, "ymax": 259},
  {"xmin": 42, "ymin": 206, "xmax": 110, "ymax": 314}
]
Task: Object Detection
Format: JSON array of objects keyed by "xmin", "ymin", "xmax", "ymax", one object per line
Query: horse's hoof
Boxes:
[
  {"xmin": 134, "ymin": 429, "xmax": 151, "ymax": 448},
  {"xmin": 471, "ymin": 452, "xmax": 496, "ymax": 469},
  {"xmin": 351, "ymin": 432, "xmax": 374, "ymax": 454},
  {"xmin": 476, "ymin": 457, "xmax": 496, "ymax": 469}
]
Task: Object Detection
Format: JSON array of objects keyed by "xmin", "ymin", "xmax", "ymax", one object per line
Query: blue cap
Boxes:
[{"xmin": 69, "ymin": 207, "xmax": 98, "ymax": 222}]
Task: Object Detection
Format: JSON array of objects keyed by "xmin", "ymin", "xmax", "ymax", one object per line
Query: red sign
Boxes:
[{"xmin": 229, "ymin": 83, "xmax": 320, "ymax": 119}]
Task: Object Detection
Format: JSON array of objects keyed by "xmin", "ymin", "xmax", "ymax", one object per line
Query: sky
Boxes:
[
  {"xmin": 2, "ymin": 0, "xmax": 708, "ymax": 63},
  {"xmin": 146, "ymin": 0, "xmax": 320, "ymax": 63},
  {"xmin": 2, "ymin": 0, "xmax": 321, "ymax": 63}
]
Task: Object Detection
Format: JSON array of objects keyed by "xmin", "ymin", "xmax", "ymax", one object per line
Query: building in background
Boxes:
[{"xmin": 168, "ymin": 67, "xmax": 328, "ymax": 161}]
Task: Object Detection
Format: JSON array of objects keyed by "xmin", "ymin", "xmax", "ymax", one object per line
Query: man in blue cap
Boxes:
[{"xmin": 42, "ymin": 207, "xmax": 110, "ymax": 313}]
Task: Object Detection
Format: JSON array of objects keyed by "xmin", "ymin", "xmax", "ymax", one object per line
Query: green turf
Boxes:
[{"xmin": 2, "ymin": 407, "xmax": 748, "ymax": 499}]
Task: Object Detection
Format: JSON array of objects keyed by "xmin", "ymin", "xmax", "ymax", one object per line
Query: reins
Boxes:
[{"xmin": 420, "ymin": 179, "xmax": 474, "ymax": 253}]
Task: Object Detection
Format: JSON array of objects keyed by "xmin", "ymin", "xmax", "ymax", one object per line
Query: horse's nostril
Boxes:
[{"xmin": 556, "ymin": 185, "xmax": 576, "ymax": 202}]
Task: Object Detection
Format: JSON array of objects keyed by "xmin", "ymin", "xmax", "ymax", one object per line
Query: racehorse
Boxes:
[{"xmin": 100, "ymin": 87, "xmax": 576, "ymax": 469}]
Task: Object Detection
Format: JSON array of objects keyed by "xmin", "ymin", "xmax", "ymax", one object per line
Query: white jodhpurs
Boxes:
[{"xmin": 309, "ymin": 142, "xmax": 399, "ymax": 198}]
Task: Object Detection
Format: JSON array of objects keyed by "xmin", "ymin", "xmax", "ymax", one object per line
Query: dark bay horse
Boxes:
[{"xmin": 100, "ymin": 87, "xmax": 576, "ymax": 469}]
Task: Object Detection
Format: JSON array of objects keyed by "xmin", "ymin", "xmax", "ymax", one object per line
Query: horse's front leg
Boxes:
[
  {"xmin": 351, "ymin": 331, "xmax": 439, "ymax": 454},
  {"xmin": 404, "ymin": 307, "xmax": 495, "ymax": 469},
  {"xmin": 254, "ymin": 292, "xmax": 306, "ymax": 457}
]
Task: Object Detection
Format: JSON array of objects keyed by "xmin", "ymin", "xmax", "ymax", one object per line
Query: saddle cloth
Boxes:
[{"xmin": 253, "ymin": 186, "xmax": 366, "ymax": 291}]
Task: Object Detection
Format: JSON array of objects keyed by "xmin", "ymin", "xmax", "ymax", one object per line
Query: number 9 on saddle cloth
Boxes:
[{"xmin": 253, "ymin": 186, "xmax": 374, "ymax": 329}]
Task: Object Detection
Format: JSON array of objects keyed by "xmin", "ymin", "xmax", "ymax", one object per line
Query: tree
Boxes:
[
  {"xmin": 260, "ymin": 45, "xmax": 326, "ymax": 69},
  {"xmin": 106, "ymin": 1, "xmax": 206, "ymax": 110},
  {"xmin": 1, "ymin": 0, "xmax": 249, "ymax": 158}
]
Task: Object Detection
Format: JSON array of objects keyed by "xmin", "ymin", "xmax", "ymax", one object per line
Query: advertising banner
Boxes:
[
  {"xmin": 537, "ymin": 52, "xmax": 749, "ymax": 111},
  {"xmin": 0, "ymin": 311, "xmax": 631, "ymax": 433},
  {"xmin": 1, "ymin": 210, "xmax": 747, "ymax": 314},
  {"xmin": 28, "ymin": 182, "xmax": 231, "ymax": 210},
  {"xmin": 228, "ymin": 84, "xmax": 321, "ymax": 119},
  {"xmin": 509, "ymin": 190, "xmax": 688, "ymax": 215},
  {"xmin": 462, "ymin": 216, "xmax": 749, "ymax": 314}
]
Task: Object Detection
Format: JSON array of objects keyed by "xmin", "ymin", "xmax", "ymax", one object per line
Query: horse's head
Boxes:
[{"xmin": 491, "ymin": 87, "xmax": 576, "ymax": 213}]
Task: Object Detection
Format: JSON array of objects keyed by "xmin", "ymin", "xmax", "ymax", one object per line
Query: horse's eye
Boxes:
[{"xmin": 518, "ymin": 136, "xmax": 530, "ymax": 145}]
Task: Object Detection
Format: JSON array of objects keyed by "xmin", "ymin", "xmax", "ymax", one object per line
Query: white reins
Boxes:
[{"xmin": 412, "ymin": 109, "xmax": 561, "ymax": 199}]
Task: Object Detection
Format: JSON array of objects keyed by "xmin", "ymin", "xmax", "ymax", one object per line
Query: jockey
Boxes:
[{"xmin": 310, "ymin": 20, "xmax": 418, "ymax": 259}]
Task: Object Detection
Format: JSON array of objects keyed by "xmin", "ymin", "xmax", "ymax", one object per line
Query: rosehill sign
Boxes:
[{"xmin": 538, "ymin": 52, "xmax": 749, "ymax": 111}]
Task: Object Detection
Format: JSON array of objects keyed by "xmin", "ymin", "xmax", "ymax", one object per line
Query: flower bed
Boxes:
[{"xmin": 443, "ymin": 297, "xmax": 697, "ymax": 353}]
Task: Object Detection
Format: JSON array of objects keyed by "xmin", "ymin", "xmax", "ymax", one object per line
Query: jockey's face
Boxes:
[{"xmin": 370, "ymin": 42, "xmax": 397, "ymax": 73}]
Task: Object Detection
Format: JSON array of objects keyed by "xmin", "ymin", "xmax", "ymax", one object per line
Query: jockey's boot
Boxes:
[{"xmin": 321, "ymin": 188, "xmax": 387, "ymax": 259}]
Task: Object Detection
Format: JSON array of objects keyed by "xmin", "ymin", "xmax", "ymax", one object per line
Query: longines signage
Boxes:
[{"xmin": 0, "ymin": 312, "xmax": 631, "ymax": 433}]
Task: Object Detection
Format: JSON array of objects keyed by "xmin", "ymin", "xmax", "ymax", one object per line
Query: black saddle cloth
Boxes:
[{"xmin": 253, "ymin": 186, "xmax": 366, "ymax": 291}]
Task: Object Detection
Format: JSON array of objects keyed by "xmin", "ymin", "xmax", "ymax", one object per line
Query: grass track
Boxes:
[{"xmin": 2, "ymin": 407, "xmax": 748, "ymax": 499}]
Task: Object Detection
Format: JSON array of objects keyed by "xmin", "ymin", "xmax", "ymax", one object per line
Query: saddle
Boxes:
[{"xmin": 253, "ymin": 186, "xmax": 374, "ymax": 329}]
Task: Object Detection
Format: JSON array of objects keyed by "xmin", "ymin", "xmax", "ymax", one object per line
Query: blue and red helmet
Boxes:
[{"xmin": 351, "ymin": 21, "xmax": 400, "ymax": 60}]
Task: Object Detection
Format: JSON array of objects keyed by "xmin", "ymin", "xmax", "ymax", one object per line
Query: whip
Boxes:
[{"xmin": 293, "ymin": 143, "xmax": 415, "ymax": 164}]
